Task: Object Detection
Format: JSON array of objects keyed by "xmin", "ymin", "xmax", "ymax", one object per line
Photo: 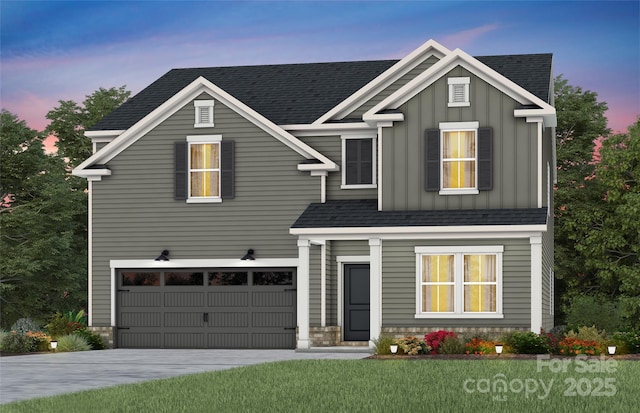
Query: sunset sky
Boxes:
[{"xmin": 1, "ymin": 0, "xmax": 638, "ymax": 142}]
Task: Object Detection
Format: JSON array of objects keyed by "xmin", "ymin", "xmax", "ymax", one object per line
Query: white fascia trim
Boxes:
[
  {"xmin": 362, "ymin": 112, "xmax": 404, "ymax": 126},
  {"xmin": 514, "ymin": 108, "xmax": 557, "ymax": 128},
  {"xmin": 291, "ymin": 226, "xmax": 547, "ymax": 238},
  {"xmin": 364, "ymin": 48, "xmax": 555, "ymax": 123},
  {"xmin": 314, "ymin": 39, "xmax": 451, "ymax": 124},
  {"xmin": 282, "ymin": 123, "xmax": 373, "ymax": 137},
  {"xmin": 73, "ymin": 168, "xmax": 111, "ymax": 181},
  {"xmin": 110, "ymin": 258, "xmax": 299, "ymax": 269},
  {"xmin": 73, "ymin": 76, "xmax": 337, "ymax": 176},
  {"xmin": 85, "ymin": 130, "xmax": 125, "ymax": 138}
]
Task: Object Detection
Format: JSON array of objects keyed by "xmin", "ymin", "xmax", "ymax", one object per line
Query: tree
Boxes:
[
  {"xmin": 0, "ymin": 111, "xmax": 87, "ymax": 327},
  {"xmin": 46, "ymin": 86, "xmax": 130, "ymax": 168},
  {"xmin": 552, "ymin": 76, "xmax": 612, "ymax": 322},
  {"xmin": 571, "ymin": 119, "xmax": 640, "ymax": 327}
]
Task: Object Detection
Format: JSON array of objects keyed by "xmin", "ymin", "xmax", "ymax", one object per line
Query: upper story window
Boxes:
[
  {"xmin": 342, "ymin": 136, "xmax": 376, "ymax": 189},
  {"xmin": 175, "ymin": 135, "xmax": 234, "ymax": 202},
  {"xmin": 194, "ymin": 100, "xmax": 215, "ymax": 128},
  {"xmin": 188, "ymin": 135, "xmax": 221, "ymax": 202},
  {"xmin": 448, "ymin": 77, "xmax": 470, "ymax": 107},
  {"xmin": 415, "ymin": 246, "xmax": 503, "ymax": 319},
  {"xmin": 425, "ymin": 122, "xmax": 492, "ymax": 195}
]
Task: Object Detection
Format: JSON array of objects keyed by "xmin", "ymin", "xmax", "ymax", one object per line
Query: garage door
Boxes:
[{"xmin": 116, "ymin": 269, "xmax": 296, "ymax": 349}]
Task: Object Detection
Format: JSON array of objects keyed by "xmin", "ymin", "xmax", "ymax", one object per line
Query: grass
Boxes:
[{"xmin": 2, "ymin": 359, "xmax": 640, "ymax": 412}]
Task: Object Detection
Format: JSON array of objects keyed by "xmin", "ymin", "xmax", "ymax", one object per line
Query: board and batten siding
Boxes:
[
  {"xmin": 299, "ymin": 135, "xmax": 377, "ymax": 201},
  {"xmin": 89, "ymin": 94, "xmax": 319, "ymax": 325},
  {"xmin": 382, "ymin": 66, "xmax": 538, "ymax": 211},
  {"xmin": 346, "ymin": 56, "xmax": 441, "ymax": 120},
  {"xmin": 381, "ymin": 238, "xmax": 532, "ymax": 329}
]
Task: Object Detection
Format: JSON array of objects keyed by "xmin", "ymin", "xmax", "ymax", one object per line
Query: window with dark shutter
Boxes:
[
  {"xmin": 174, "ymin": 142, "xmax": 188, "ymax": 200},
  {"xmin": 220, "ymin": 140, "xmax": 234, "ymax": 199},
  {"xmin": 477, "ymin": 127, "xmax": 493, "ymax": 191},
  {"xmin": 343, "ymin": 138, "xmax": 374, "ymax": 187},
  {"xmin": 424, "ymin": 129, "xmax": 440, "ymax": 191}
]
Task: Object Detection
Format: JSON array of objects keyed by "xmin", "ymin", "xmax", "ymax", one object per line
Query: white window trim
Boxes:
[
  {"xmin": 194, "ymin": 100, "xmax": 215, "ymax": 128},
  {"xmin": 414, "ymin": 245, "xmax": 504, "ymax": 319},
  {"xmin": 341, "ymin": 135, "xmax": 377, "ymax": 189},
  {"xmin": 438, "ymin": 121, "xmax": 479, "ymax": 195},
  {"xmin": 448, "ymin": 77, "xmax": 470, "ymax": 107},
  {"xmin": 186, "ymin": 135, "xmax": 222, "ymax": 203}
]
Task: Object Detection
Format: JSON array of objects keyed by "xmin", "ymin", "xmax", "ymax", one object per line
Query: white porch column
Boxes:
[
  {"xmin": 369, "ymin": 238, "xmax": 382, "ymax": 348},
  {"xmin": 297, "ymin": 239, "xmax": 311, "ymax": 349},
  {"xmin": 530, "ymin": 236, "xmax": 543, "ymax": 333}
]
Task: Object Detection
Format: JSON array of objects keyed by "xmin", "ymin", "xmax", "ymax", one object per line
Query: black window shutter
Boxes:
[
  {"xmin": 345, "ymin": 139, "xmax": 359, "ymax": 185},
  {"xmin": 221, "ymin": 140, "xmax": 235, "ymax": 199},
  {"xmin": 174, "ymin": 142, "xmax": 188, "ymax": 200},
  {"xmin": 360, "ymin": 138, "xmax": 373, "ymax": 185},
  {"xmin": 477, "ymin": 127, "xmax": 493, "ymax": 191},
  {"xmin": 424, "ymin": 129, "xmax": 440, "ymax": 191}
]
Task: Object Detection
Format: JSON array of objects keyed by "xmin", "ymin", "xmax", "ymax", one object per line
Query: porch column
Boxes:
[
  {"xmin": 297, "ymin": 239, "xmax": 311, "ymax": 349},
  {"xmin": 530, "ymin": 235, "xmax": 543, "ymax": 333},
  {"xmin": 369, "ymin": 238, "xmax": 382, "ymax": 348}
]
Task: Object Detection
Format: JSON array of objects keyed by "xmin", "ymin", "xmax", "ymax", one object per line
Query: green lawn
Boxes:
[{"xmin": 2, "ymin": 359, "xmax": 639, "ymax": 412}]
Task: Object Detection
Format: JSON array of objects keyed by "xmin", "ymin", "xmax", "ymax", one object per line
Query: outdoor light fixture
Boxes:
[
  {"xmin": 390, "ymin": 344, "xmax": 398, "ymax": 355},
  {"xmin": 241, "ymin": 249, "xmax": 255, "ymax": 260},
  {"xmin": 495, "ymin": 344, "xmax": 503, "ymax": 355},
  {"xmin": 607, "ymin": 345, "xmax": 616, "ymax": 355},
  {"xmin": 155, "ymin": 250, "xmax": 170, "ymax": 261},
  {"xmin": 50, "ymin": 341, "xmax": 58, "ymax": 352}
]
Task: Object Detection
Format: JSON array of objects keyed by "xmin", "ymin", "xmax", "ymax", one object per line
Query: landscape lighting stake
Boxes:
[
  {"xmin": 390, "ymin": 344, "xmax": 398, "ymax": 355},
  {"xmin": 50, "ymin": 341, "xmax": 58, "ymax": 352},
  {"xmin": 607, "ymin": 345, "xmax": 616, "ymax": 355},
  {"xmin": 495, "ymin": 344, "xmax": 503, "ymax": 355}
]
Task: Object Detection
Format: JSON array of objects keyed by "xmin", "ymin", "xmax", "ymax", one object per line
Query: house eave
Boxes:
[{"xmin": 290, "ymin": 225, "xmax": 547, "ymax": 238}]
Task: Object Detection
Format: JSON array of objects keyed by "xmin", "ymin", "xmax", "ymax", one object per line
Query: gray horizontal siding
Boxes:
[
  {"xmin": 382, "ymin": 65, "xmax": 538, "ymax": 211},
  {"xmin": 90, "ymin": 95, "xmax": 319, "ymax": 325},
  {"xmin": 381, "ymin": 238, "xmax": 531, "ymax": 329},
  {"xmin": 299, "ymin": 135, "xmax": 377, "ymax": 201}
]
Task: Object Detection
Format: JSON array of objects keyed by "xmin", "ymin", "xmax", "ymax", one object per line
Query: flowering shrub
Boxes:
[
  {"xmin": 424, "ymin": 330, "xmax": 456, "ymax": 354},
  {"xmin": 464, "ymin": 338, "xmax": 498, "ymax": 355},
  {"xmin": 557, "ymin": 337, "xmax": 603, "ymax": 356},
  {"xmin": 26, "ymin": 331, "xmax": 52, "ymax": 352},
  {"xmin": 394, "ymin": 336, "xmax": 431, "ymax": 355}
]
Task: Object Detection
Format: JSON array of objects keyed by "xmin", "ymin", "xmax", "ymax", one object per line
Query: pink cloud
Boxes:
[{"xmin": 440, "ymin": 24, "xmax": 500, "ymax": 50}]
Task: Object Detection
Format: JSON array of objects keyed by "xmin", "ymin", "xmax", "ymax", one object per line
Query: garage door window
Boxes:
[
  {"xmin": 122, "ymin": 272, "xmax": 160, "ymax": 286},
  {"xmin": 208, "ymin": 272, "xmax": 248, "ymax": 286},
  {"xmin": 253, "ymin": 271, "xmax": 293, "ymax": 285},
  {"xmin": 165, "ymin": 272, "xmax": 204, "ymax": 286}
]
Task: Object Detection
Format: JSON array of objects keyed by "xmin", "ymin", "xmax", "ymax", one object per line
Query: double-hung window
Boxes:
[
  {"xmin": 187, "ymin": 135, "xmax": 221, "ymax": 202},
  {"xmin": 415, "ymin": 246, "xmax": 503, "ymax": 318},
  {"xmin": 342, "ymin": 136, "xmax": 376, "ymax": 188},
  {"xmin": 425, "ymin": 121, "xmax": 492, "ymax": 194}
]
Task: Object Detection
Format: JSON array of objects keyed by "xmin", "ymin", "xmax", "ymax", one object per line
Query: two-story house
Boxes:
[{"xmin": 73, "ymin": 39, "xmax": 556, "ymax": 349}]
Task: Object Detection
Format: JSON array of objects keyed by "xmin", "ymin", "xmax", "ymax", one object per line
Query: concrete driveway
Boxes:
[{"xmin": 0, "ymin": 349, "xmax": 368, "ymax": 404}]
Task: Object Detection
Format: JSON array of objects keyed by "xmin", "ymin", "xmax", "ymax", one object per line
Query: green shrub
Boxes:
[
  {"xmin": 566, "ymin": 325, "xmax": 607, "ymax": 344},
  {"xmin": 10, "ymin": 318, "xmax": 40, "ymax": 334},
  {"xmin": 395, "ymin": 336, "xmax": 431, "ymax": 355},
  {"xmin": 56, "ymin": 334, "xmax": 91, "ymax": 352},
  {"xmin": 373, "ymin": 334, "xmax": 396, "ymax": 355},
  {"xmin": 611, "ymin": 330, "xmax": 640, "ymax": 354},
  {"xmin": 565, "ymin": 295, "xmax": 624, "ymax": 332},
  {"xmin": 438, "ymin": 335, "xmax": 466, "ymax": 354},
  {"xmin": 74, "ymin": 329, "xmax": 106, "ymax": 350},
  {"xmin": 0, "ymin": 330, "xmax": 8, "ymax": 350},
  {"xmin": 46, "ymin": 312, "xmax": 84, "ymax": 338},
  {"xmin": 504, "ymin": 331, "xmax": 550, "ymax": 354},
  {"xmin": 2, "ymin": 332, "xmax": 37, "ymax": 353}
]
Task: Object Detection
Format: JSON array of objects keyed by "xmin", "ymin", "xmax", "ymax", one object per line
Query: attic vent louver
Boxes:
[{"xmin": 447, "ymin": 77, "xmax": 470, "ymax": 107}]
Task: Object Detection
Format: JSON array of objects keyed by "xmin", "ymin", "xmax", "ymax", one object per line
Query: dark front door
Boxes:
[{"xmin": 344, "ymin": 264, "xmax": 370, "ymax": 341}]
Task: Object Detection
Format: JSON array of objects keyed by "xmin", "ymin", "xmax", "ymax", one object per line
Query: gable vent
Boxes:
[{"xmin": 452, "ymin": 84, "xmax": 466, "ymax": 103}]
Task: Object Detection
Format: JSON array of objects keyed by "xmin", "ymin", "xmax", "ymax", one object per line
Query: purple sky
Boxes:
[{"xmin": 1, "ymin": 1, "xmax": 638, "ymax": 141}]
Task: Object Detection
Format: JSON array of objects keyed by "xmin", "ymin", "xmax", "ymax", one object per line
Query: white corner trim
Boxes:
[
  {"xmin": 530, "ymin": 235, "xmax": 543, "ymax": 333},
  {"xmin": 73, "ymin": 76, "xmax": 338, "ymax": 177},
  {"xmin": 314, "ymin": 39, "xmax": 451, "ymax": 124}
]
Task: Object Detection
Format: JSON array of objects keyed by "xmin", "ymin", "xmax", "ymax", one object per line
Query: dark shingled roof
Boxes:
[
  {"xmin": 291, "ymin": 200, "xmax": 548, "ymax": 228},
  {"xmin": 90, "ymin": 53, "xmax": 552, "ymax": 131}
]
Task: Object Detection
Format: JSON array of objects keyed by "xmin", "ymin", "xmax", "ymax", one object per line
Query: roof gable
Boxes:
[
  {"xmin": 363, "ymin": 48, "xmax": 555, "ymax": 126},
  {"xmin": 74, "ymin": 76, "xmax": 338, "ymax": 178}
]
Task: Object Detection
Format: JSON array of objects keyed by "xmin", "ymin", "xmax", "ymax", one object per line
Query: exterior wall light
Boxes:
[
  {"xmin": 241, "ymin": 249, "xmax": 255, "ymax": 260},
  {"xmin": 155, "ymin": 250, "xmax": 170, "ymax": 261}
]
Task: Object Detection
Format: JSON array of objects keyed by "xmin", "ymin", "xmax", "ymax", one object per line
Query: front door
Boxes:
[{"xmin": 343, "ymin": 264, "xmax": 370, "ymax": 341}]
